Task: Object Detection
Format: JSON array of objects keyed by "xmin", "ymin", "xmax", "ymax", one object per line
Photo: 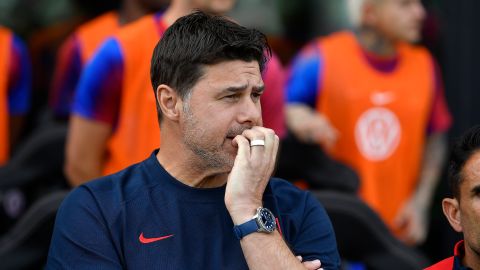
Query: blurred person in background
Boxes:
[
  {"xmin": 65, "ymin": 0, "xmax": 286, "ymax": 186},
  {"xmin": 286, "ymin": 0, "xmax": 451, "ymax": 245},
  {"xmin": 0, "ymin": 26, "xmax": 31, "ymax": 166},
  {"xmin": 49, "ymin": 0, "xmax": 168, "ymax": 120},
  {"xmin": 426, "ymin": 125, "xmax": 480, "ymax": 270}
]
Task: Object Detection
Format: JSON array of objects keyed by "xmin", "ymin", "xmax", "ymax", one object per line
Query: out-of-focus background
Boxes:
[{"xmin": 0, "ymin": 0, "xmax": 478, "ymax": 269}]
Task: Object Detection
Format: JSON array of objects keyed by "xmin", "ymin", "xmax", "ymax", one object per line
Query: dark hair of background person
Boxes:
[
  {"xmin": 150, "ymin": 10, "xmax": 271, "ymax": 122},
  {"xmin": 72, "ymin": 0, "xmax": 120, "ymax": 18},
  {"xmin": 448, "ymin": 125, "xmax": 480, "ymax": 198}
]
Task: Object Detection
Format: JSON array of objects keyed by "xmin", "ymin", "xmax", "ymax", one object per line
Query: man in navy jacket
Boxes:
[{"xmin": 46, "ymin": 11, "xmax": 340, "ymax": 270}]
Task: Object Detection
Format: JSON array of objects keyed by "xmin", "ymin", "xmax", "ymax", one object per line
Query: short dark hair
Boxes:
[
  {"xmin": 449, "ymin": 125, "xmax": 480, "ymax": 198},
  {"xmin": 150, "ymin": 11, "xmax": 271, "ymax": 121}
]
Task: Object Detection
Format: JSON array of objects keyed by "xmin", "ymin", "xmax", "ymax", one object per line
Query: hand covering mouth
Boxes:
[{"xmin": 225, "ymin": 126, "xmax": 252, "ymax": 139}]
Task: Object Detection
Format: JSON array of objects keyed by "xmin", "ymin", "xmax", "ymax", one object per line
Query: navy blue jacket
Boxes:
[{"xmin": 47, "ymin": 151, "xmax": 341, "ymax": 269}]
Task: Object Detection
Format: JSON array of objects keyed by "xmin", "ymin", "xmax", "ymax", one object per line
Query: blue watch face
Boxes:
[{"xmin": 259, "ymin": 208, "xmax": 276, "ymax": 232}]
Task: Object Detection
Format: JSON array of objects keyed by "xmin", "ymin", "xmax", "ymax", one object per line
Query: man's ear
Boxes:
[
  {"xmin": 442, "ymin": 198, "xmax": 463, "ymax": 233},
  {"xmin": 156, "ymin": 84, "xmax": 181, "ymax": 122}
]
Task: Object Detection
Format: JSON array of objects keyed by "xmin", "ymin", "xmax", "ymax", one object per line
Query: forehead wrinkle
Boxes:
[
  {"xmin": 197, "ymin": 60, "xmax": 262, "ymax": 91},
  {"xmin": 220, "ymin": 82, "xmax": 264, "ymax": 94}
]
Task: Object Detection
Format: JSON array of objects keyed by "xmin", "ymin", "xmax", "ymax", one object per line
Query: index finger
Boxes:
[{"xmin": 233, "ymin": 135, "xmax": 250, "ymax": 159}]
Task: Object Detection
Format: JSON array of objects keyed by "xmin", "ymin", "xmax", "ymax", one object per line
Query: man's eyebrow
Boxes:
[{"xmin": 222, "ymin": 84, "xmax": 265, "ymax": 93}]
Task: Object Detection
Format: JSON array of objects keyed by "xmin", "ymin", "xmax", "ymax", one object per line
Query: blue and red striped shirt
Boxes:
[
  {"xmin": 7, "ymin": 34, "xmax": 31, "ymax": 116},
  {"xmin": 286, "ymin": 41, "xmax": 452, "ymax": 134}
]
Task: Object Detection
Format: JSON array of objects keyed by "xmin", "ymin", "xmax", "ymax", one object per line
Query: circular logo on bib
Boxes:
[{"xmin": 355, "ymin": 107, "xmax": 401, "ymax": 161}]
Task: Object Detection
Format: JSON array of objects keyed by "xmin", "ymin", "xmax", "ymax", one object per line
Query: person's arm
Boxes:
[
  {"xmin": 65, "ymin": 38, "xmax": 123, "ymax": 186},
  {"xmin": 65, "ymin": 116, "xmax": 111, "ymax": 186},
  {"xmin": 394, "ymin": 60, "xmax": 452, "ymax": 245},
  {"xmin": 287, "ymin": 105, "xmax": 338, "ymax": 149},
  {"xmin": 417, "ymin": 132, "xmax": 448, "ymax": 215},
  {"xmin": 285, "ymin": 44, "xmax": 338, "ymax": 149},
  {"xmin": 290, "ymin": 192, "xmax": 341, "ymax": 269},
  {"xmin": 46, "ymin": 186, "xmax": 123, "ymax": 268},
  {"xmin": 49, "ymin": 35, "xmax": 83, "ymax": 118},
  {"xmin": 8, "ymin": 34, "xmax": 31, "ymax": 152},
  {"xmin": 225, "ymin": 127, "xmax": 330, "ymax": 269},
  {"xmin": 394, "ymin": 133, "xmax": 447, "ymax": 245},
  {"xmin": 240, "ymin": 231, "xmax": 313, "ymax": 270}
]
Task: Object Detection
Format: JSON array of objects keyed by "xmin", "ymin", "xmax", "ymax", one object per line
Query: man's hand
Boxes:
[
  {"xmin": 394, "ymin": 197, "xmax": 428, "ymax": 245},
  {"xmin": 286, "ymin": 105, "xmax": 338, "ymax": 149},
  {"xmin": 224, "ymin": 126, "xmax": 279, "ymax": 225},
  {"xmin": 296, "ymin": 256, "xmax": 323, "ymax": 270},
  {"xmin": 224, "ymin": 127, "xmax": 331, "ymax": 270},
  {"xmin": 301, "ymin": 114, "xmax": 338, "ymax": 149}
]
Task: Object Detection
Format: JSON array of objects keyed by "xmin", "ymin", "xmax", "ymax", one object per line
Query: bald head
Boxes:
[
  {"xmin": 347, "ymin": 0, "xmax": 425, "ymax": 43},
  {"xmin": 346, "ymin": 0, "xmax": 377, "ymax": 27}
]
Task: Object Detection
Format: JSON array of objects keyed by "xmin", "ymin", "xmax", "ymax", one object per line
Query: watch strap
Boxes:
[{"xmin": 233, "ymin": 219, "xmax": 258, "ymax": 240}]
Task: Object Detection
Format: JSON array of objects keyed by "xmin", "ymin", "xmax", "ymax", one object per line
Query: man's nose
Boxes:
[{"xmin": 237, "ymin": 96, "xmax": 262, "ymax": 126}]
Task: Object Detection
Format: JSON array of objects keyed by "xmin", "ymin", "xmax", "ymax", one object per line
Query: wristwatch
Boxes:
[{"xmin": 233, "ymin": 207, "xmax": 276, "ymax": 240}]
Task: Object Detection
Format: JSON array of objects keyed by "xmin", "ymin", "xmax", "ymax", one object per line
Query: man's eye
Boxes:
[
  {"xmin": 223, "ymin": 94, "xmax": 240, "ymax": 101},
  {"xmin": 252, "ymin": 93, "xmax": 262, "ymax": 100}
]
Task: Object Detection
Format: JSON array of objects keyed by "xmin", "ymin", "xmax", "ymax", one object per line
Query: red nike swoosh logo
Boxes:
[{"xmin": 139, "ymin": 232, "xmax": 174, "ymax": 244}]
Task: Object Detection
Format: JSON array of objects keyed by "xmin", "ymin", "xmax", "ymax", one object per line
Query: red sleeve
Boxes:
[
  {"xmin": 427, "ymin": 60, "xmax": 452, "ymax": 134},
  {"xmin": 7, "ymin": 34, "xmax": 31, "ymax": 115},
  {"xmin": 261, "ymin": 53, "xmax": 286, "ymax": 138},
  {"xmin": 49, "ymin": 34, "xmax": 82, "ymax": 117}
]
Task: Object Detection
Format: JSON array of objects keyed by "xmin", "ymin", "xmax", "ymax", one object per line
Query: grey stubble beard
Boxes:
[{"xmin": 182, "ymin": 99, "xmax": 235, "ymax": 171}]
